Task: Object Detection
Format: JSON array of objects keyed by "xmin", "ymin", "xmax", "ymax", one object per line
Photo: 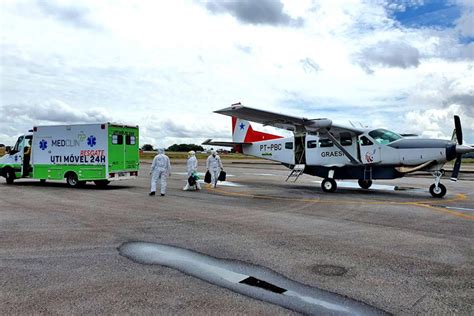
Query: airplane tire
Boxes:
[
  {"xmin": 5, "ymin": 168, "xmax": 15, "ymax": 184},
  {"xmin": 322, "ymin": 178, "xmax": 337, "ymax": 193},
  {"xmin": 429, "ymin": 183, "xmax": 446, "ymax": 198},
  {"xmin": 358, "ymin": 179, "xmax": 372, "ymax": 189}
]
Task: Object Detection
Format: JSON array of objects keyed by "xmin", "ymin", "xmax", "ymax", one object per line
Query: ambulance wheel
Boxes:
[
  {"xmin": 429, "ymin": 183, "xmax": 446, "ymax": 198},
  {"xmin": 5, "ymin": 168, "xmax": 15, "ymax": 184},
  {"xmin": 66, "ymin": 172, "xmax": 80, "ymax": 187},
  {"xmin": 358, "ymin": 179, "xmax": 372, "ymax": 189},
  {"xmin": 40, "ymin": 179, "xmax": 46, "ymax": 184},
  {"xmin": 94, "ymin": 180, "xmax": 110, "ymax": 188},
  {"xmin": 321, "ymin": 178, "xmax": 337, "ymax": 193}
]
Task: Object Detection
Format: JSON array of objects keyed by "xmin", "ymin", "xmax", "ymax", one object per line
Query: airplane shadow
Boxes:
[{"xmin": 265, "ymin": 182, "xmax": 427, "ymax": 199}]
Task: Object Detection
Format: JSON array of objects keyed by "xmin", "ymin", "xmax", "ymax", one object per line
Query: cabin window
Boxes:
[
  {"xmin": 112, "ymin": 134, "xmax": 123, "ymax": 145},
  {"xmin": 318, "ymin": 139, "xmax": 333, "ymax": 148},
  {"xmin": 359, "ymin": 136, "xmax": 373, "ymax": 146},
  {"xmin": 368, "ymin": 129, "xmax": 402, "ymax": 145},
  {"xmin": 307, "ymin": 140, "xmax": 317, "ymax": 149},
  {"xmin": 126, "ymin": 135, "xmax": 136, "ymax": 145},
  {"xmin": 285, "ymin": 142, "xmax": 293, "ymax": 149},
  {"xmin": 340, "ymin": 132, "xmax": 352, "ymax": 146}
]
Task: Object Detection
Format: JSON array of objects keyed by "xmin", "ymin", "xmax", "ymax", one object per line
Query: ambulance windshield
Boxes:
[
  {"xmin": 12, "ymin": 136, "xmax": 24, "ymax": 153},
  {"xmin": 368, "ymin": 129, "xmax": 402, "ymax": 145}
]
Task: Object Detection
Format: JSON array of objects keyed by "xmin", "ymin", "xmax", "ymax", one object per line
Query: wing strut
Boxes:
[{"xmin": 323, "ymin": 130, "xmax": 360, "ymax": 164}]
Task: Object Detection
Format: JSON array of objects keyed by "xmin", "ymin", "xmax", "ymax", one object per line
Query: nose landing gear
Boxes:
[{"xmin": 429, "ymin": 170, "xmax": 447, "ymax": 198}]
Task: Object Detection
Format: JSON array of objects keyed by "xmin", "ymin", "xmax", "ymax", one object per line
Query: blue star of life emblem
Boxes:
[
  {"xmin": 239, "ymin": 122, "xmax": 245, "ymax": 130},
  {"xmin": 39, "ymin": 139, "xmax": 47, "ymax": 150},
  {"xmin": 87, "ymin": 135, "xmax": 97, "ymax": 147}
]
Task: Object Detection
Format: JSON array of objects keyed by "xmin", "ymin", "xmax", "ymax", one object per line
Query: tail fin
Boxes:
[{"xmin": 232, "ymin": 117, "xmax": 282, "ymax": 143}]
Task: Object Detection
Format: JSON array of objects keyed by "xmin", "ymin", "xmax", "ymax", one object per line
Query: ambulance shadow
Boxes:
[{"xmin": 10, "ymin": 181, "xmax": 133, "ymax": 190}]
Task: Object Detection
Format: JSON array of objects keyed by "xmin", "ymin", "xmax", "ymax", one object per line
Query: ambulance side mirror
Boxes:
[{"xmin": 5, "ymin": 146, "xmax": 11, "ymax": 153}]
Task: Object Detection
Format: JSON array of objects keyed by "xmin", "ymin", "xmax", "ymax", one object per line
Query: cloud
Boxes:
[
  {"xmin": 35, "ymin": 0, "xmax": 97, "ymax": 29},
  {"xmin": 3, "ymin": 100, "xmax": 111, "ymax": 123},
  {"xmin": 404, "ymin": 104, "xmax": 473, "ymax": 140},
  {"xmin": 146, "ymin": 119, "xmax": 228, "ymax": 139},
  {"xmin": 456, "ymin": 10, "xmax": 474, "ymax": 37},
  {"xmin": 447, "ymin": 94, "xmax": 474, "ymax": 115},
  {"xmin": 204, "ymin": 0, "xmax": 303, "ymax": 26},
  {"xmin": 356, "ymin": 40, "xmax": 420, "ymax": 73},
  {"xmin": 300, "ymin": 58, "xmax": 321, "ymax": 73}
]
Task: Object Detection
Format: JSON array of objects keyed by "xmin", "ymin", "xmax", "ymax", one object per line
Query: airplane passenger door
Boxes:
[
  {"xmin": 359, "ymin": 135, "xmax": 381, "ymax": 164},
  {"xmin": 294, "ymin": 134, "xmax": 306, "ymax": 164}
]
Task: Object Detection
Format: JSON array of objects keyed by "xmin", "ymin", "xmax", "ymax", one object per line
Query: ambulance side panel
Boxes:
[{"xmin": 32, "ymin": 124, "xmax": 108, "ymax": 181}]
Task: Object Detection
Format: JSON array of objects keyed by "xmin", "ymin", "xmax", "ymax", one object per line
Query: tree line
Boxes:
[{"xmin": 141, "ymin": 144, "xmax": 204, "ymax": 152}]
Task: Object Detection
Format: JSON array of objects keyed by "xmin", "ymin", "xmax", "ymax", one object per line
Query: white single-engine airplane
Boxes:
[{"xmin": 204, "ymin": 103, "xmax": 474, "ymax": 198}]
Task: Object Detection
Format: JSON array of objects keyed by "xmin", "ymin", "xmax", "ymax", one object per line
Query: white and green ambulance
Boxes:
[{"xmin": 0, "ymin": 123, "xmax": 139, "ymax": 187}]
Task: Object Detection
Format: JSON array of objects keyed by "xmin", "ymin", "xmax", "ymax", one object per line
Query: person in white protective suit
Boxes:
[
  {"xmin": 183, "ymin": 151, "xmax": 201, "ymax": 191},
  {"xmin": 206, "ymin": 150, "xmax": 223, "ymax": 188},
  {"xmin": 149, "ymin": 148, "xmax": 171, "ymax": 196}
]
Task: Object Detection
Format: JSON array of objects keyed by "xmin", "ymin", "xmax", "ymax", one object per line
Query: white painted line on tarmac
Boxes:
[
  {"xmin": 445, "ymin": 206, "xmax": 474, "ymax": 212},
  {"xmin": 176, "ymin": 172, "xmax": 234, "ymax": 177},
  {"xmin": 197, "ymin": 180, "xmax": 244, "ymax": 187},
  {"xmin": 245, "ymin": 173, "xmax": 277, "ymax": 176}
]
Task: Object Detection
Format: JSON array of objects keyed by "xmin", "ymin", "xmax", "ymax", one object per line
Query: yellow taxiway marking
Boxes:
[{"xmin": 207, "ymin": 187, "xmax": 473, "ymax": 221}]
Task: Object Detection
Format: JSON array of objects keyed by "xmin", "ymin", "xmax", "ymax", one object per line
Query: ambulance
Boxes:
[{"xmin": 0, "ymin": 123, "xmax": 139, "ymax": 187}]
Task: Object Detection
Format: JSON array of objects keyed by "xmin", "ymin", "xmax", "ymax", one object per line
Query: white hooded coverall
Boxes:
[
  {"xmin": 150, "ymin": 149, "xmax": 171, "ymax": 194},
  {"xmin": 206, "ymin": 151, "xmax": 223, "ymax": 187},
  {"xmin": 184, "ymin": 152, "xmax": 200, "ymax": 190}
]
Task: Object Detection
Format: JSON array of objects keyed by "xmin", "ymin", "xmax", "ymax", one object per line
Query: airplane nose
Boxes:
[{"xmin": 456, "ymin": 144, "xmax": 474, "ymax": 155}]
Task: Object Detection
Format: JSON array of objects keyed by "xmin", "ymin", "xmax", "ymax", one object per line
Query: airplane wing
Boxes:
[{"xmin": 215, "ymin": 104, "xmax": 364, "ymax": 135}]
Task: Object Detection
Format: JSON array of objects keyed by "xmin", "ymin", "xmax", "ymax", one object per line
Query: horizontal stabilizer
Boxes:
[{"xmin": 202, "ymin": 139, "xmax": 251, "ymax": 147}]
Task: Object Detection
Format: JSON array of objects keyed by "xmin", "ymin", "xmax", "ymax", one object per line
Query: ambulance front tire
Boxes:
[
  {"xmin": 4, "ymin": 168, "xmax": 15, "ymax": 184},
  {"xmin": 358, "ymin": 179, "xmax": 372, "ymax": 189},
  {"xmin": 94, "ymin": 180, "xmax": 110, "ymax": 188},
  {"xmin": 321, "ymin": 178, "xmax": 337, "ymax": 193},
  {"xmin": 429, "ymin": 183, "xmax": 446, "ymax": 198},
  {"xmin": 66, "ymin": 172, "xmax": 81, "ymax": 187}
]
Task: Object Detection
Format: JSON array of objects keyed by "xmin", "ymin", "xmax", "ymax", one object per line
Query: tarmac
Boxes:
[{"xmin": 1, "ymin": 159, "xmax": 473, "ymax": 315}]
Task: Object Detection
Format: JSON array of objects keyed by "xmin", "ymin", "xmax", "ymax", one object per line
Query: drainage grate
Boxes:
[{"xmin": 239, "ymin": 276, "xmax": 287, "ymax": 294}]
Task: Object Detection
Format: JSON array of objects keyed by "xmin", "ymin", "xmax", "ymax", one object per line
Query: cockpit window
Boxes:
[{"xmin": 368, "ymin": 129, "xmax": 402, "ymax": 145}]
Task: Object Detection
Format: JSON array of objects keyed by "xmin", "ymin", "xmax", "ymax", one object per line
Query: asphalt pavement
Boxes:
[{"xmin": 1, "ymin": 160, "xmax": 473, "ymax": 314}]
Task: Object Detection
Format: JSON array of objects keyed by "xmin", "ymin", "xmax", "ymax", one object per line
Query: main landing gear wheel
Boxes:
[
  {"xmin": 429, "ymin": 183, "xmax": 446, "ymax": 198},
  {"xmin": 321, "ymin": 178, "xmax": 337, "ymax": 193},
  {"xmin": 358, "ymin": 179, "xmax": 372, "ymax": 189}
]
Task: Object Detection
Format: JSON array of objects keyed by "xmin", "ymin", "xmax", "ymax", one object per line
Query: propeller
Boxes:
[
  {"xmin": 454, "ymin": 115, "xmax": 463, "ymax": 145},
  {"xmin": 451, "ymin": 115, "xmax": 463, "ymax": 181}
]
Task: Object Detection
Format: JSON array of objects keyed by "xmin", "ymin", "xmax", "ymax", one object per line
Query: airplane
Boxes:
[{"xmin": 203, "ymin": 103, "xmax": 474, "ymax": 198}]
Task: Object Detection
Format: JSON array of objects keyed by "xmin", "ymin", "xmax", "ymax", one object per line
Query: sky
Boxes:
[{"xmin": 0, "ymin": 0, "xmax": 473, "ymax": 147}]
